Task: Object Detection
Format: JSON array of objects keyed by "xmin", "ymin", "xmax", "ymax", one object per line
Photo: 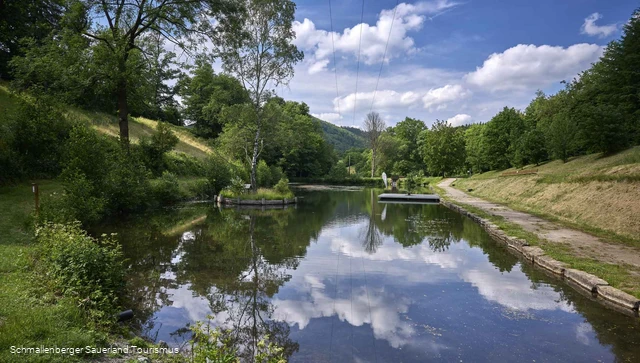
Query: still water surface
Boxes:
[{"xmin": 102, "ymin": 188, "xmax": 640, "ymax": 362}]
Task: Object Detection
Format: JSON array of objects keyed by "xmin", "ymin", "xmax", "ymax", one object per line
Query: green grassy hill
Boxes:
[
  {"xmin": 313, "ymin": 116, "xmax": 366, "ymax": 153},
  {"xmin": 455, "ymin": 147, "xmax": 640, "ymax": 244},
  {"xmin": 0, "ymin": 84, "xmax": 212, "ymax": 160}
]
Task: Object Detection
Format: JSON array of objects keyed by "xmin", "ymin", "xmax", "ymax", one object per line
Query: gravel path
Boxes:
[{"xmin": 438, "ymin": 178, "xmax": 640, "ymax": 271}]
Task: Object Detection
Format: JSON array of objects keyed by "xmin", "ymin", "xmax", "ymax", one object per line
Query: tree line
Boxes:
[
  {"xmin": 352, "ymin": 8, "xmax": 640, "ymax": 178},
  {"xmin": 1, "ymin": 0, "xmax": 338, "ymax": 193}
]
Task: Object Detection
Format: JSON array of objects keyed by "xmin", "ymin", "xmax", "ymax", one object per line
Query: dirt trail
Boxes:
[{"xmin": 438, "ymin": 178, "xmax": 640, "ymax": 271}]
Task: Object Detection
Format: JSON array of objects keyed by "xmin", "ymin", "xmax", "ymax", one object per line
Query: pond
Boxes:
[{"xmin": 101, "ymin": 187, "xmax": 640, "ymax": 362}]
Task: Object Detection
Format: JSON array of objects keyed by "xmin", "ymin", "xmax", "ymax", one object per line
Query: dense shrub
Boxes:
[
  {"xmin": 269, "ymin": 164, "xmax": 285, "ymax": 186},
  {"xmin": 0, "ymin": 123, "xmax": 21, "ymax": 184},
  {"xmin": 102, "ymin": 152, "xmax": 151, "ymax": 215},
  {"xmin": 205, "ymin": 153, "xmax": 233, "ymax": 195},
  {"xmin": 139, "ymin": 122, "xmax": 179, "ymax": 176},
  {"xmin": 151, "ymin": 171, "xmax": 183, "ymax": 205},
  {"xmin": 227, "ymin": 176, "xmax": 247, "ymax": 196},
  {"xmin": 274, "ymin": 177, "xmax": 291, "ymax": 195},
  {"xmin": 184, "ymin": 178, "xmax": 211, "ymax": 200},
  {"xmin": 165, "ymin": 151, "xmax": 205, "ymax": 176},
  {"xmin": 257, "ymin": 160, "xmax": 272, "ymax": 187},
  {"xmin": 34, "ymin": 222, "xmax": 125, "ymax": 324},
  {"xmin": 59, "ymin": 169, "xmax": 107, "ymax": 225},
  {"xmin": 327, "ymin": 160, "xmax": 349, "ymax": 179},
  {"xmin": 40, "ymin": 125, "xmax": 151, "ymax": 225},
  {"xmin": 1, "ymin": 96, "xmax": 73, "ymax": 182}
]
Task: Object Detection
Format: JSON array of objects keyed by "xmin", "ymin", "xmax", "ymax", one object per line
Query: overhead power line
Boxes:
[
  {"xmin": 329, "ymin": 0, "xmax": 341, "ymax": 121},
  {"xmin": 352, "ymin": 0, "xmax": 366, "ymax": 126},
  {"xmin": 370, "ymin": 0, "xmax": 400, "ymax": 112}
]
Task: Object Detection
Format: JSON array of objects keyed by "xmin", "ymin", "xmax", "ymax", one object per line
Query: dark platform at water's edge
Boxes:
[{"xmin": 378, "ymin": 193, "xmax": 440, "ymax": 203}]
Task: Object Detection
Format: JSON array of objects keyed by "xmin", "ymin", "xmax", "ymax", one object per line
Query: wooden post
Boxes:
[{"xmin": 32, "ymin": 183, "xmax": 39, "ymax": 216}]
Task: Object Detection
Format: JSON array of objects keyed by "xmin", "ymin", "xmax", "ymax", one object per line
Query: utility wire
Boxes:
[
  {"xmin": 352, "ymin": 0, "xmax": 366, "ymax": 126},
  {"xmin": 370, "ymin": 0, "xmax": 400, "ymax": 112},
  {"xmin": 329, "ymin": 0, "xmax": 341, "ymax": 120}
]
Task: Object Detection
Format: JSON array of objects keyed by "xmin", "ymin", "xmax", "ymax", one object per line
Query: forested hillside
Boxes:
[{"xmin": 315, "ymin": 117, "xmax": 367, "ymax": 153}]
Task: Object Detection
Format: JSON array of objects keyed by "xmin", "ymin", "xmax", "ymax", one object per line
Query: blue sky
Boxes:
[{"xmin": 278, "ymin": 0, "xmax": 638, "ymax": 128}]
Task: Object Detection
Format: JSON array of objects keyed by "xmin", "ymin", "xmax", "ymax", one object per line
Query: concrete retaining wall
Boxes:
[
  {"xmin": 215, "ymin": 195, "xmax": 297, "ymax": 206},
  {"xmin": 440, "ymin": 200, "xmax": 640, "ymax": 317}
]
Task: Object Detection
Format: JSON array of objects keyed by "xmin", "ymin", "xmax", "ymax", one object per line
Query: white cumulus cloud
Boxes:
[
  {"xmin": 581, "ymin": 13, "xmax": 618, "ymax": 38},
  {"xmin": 311, "ymin": 112, "xmax": 342, "ymax": 123},
  {"xmin": 293, "ymin": 1, "xmax": 460, "ymax": 73},
  {"xmin": 447, "ymin": 114, "xmax": 472, "ymax": 126},
  {"xmin": 335, "ymin": 90, "xmax": 422, "ymax": 115},
  {"xmin": 422, "ymin": 84, "xmax": 470, "ymax": 111},
  {"xmin": 464, "ymin": 44, "xmax": 603, "ymax": 92}
]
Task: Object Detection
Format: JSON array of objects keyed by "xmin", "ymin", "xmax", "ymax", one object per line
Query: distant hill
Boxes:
[{"xmin": 313, "ymin": 117, "xmax": 366, "ymax": 154}]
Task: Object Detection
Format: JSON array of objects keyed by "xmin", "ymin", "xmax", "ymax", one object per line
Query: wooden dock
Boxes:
[{"xmin": 378, "ymin": 193, "xmax": 440, "ymax": 204}]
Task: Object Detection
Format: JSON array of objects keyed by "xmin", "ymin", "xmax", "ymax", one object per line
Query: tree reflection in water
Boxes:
[{"xmin": 103, "ymin": 189, "xmax": 640, "ymax": 362}]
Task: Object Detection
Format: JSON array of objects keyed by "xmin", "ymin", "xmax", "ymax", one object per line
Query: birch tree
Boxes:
[{"xmin": 216, "ymin": 0, "xmax": 303, "ymax": 191}]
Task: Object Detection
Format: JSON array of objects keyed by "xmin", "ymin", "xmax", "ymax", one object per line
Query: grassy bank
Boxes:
[
  {"xmin": 455, "ymin": 147, "xmax": 640, "ymax": 246},
  {"xmin": 1, "ymin": 84, "xmax": 211, "ymax": 162},
  {"xmin": 0, "ymin": 181, "xmax": 109, "ymax": 362},
  {"xmin": 432, "ymin": 182, "xmax": 640, "ymax": 299}
]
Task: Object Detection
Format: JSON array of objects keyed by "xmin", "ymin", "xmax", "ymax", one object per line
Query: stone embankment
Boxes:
[{"xmin": 437, "ymin": 180, "xmax": 640, "ymax": 317}]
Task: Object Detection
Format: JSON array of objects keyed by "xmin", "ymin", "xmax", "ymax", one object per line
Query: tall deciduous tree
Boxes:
[
  {"xmin": 464, "ymin": 123, "xmax": 489, "ymax": 174},
  {"xmin": 420, "ymin": 120, "xmax": 465, "ymax": 177},
  {"xmin": 483, "ymin": 107, "xmax": 523, "ymax": 170},
  {"xmin": 216, "ymin": 0, "xmax": 303, "ymax": 191},
  {"xmin": 0, "ymin": 0, "xmax": 65, "ymax": 78},
  {"xmin": 364, "ymin": 111, "xmax": 386, "ymax": 177},
  {"xmin": 77, "ymin": 0, "xmax": 242, "ymax": 146},
  {"xmin": 394, "ymin": 117, "xmax": 427, "ymax": 173},
  {"xmin": 179, "ymin": 59, "xmax": 249, "ymax": 137}
]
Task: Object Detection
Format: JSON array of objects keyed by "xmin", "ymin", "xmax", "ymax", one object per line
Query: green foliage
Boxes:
[
  {"xmin": 165, "ymin": 151, "xmax": 206, "ymax": 176},
  {"xmin": 220, "ymin": 187, "xmax": 293, "ymax": 200},
  {"xmin": 420, "ymin": 120, "xmax": 466, "ymax": 177},
  {"xmin": 1, "ymin": 95, "xmax": 72, "ymax": 181},
  {"xmin": 190, "ymin": 319, "xmax": 287, "ymax": 363},
  {"xmin": 0, "ymin": 0, "xmax": 66, "ymax": 79},
  {"xmin": 103, "ymin": 151, "xmax": 151, "ymax": 215},
  {"xmin": 464, "ymin": 124, "xmax": 489, "ymax": 173},
  {"xmin": 58, "ymin": 170, "xmax": 106, "ymax": 225},
  {"xmin": 328, "ymin": 160, "xmax": 349, "ymax": 179},
  {"xmin": 227, "ymin": 176, "xmax": 247, "ymax": 197},
  {"xmin": 189, "ymin": 320, "xmax": 238, "ymax": 363},
  {"xmin": 205, "ymin": 153, "xmax": 233, "ymax": 196},
  {"xmin": 483, "ymin": 107, "xmax": 523, "ymax": 170},
  {"xmin": 151, "ymin": 171, "xmax": 183, "ymax": 205},
  {"xmin": 269, "ymin": 164, "xmax": 285, "ymax": 186},
  {"xmin": 393, "ymin": 117, "xmax": 427, "ymax": 173},
  {"xmin": 216, "ymin": 0, "xmax": 303, "ymax": 189},
  {"xmin": 404, "ymin": 171, "xmax": 424, "ymax": 195},
  {"xmin": 140, "ymin": 121, "xmax": 180, "ymax": 176},
  {"xmin": 41, "ymin": 124, "xmax": 151, "ymax": 225},
  {"xmin": 519, "ymin": 129, "xmax": 547, "ymax": 165},
  {"xmin": 273, "ymin": 101, "xmax": 335, "ymax": 178},
  {"xmin": 179, "ymin": 59, "xmax": 250, "ymax": 138},
  {"xmin": 257, "ymin": 160, "xmax": 272, "ymax": 188},
  {"xmin": 33, "ymin": 222, "xmax": 124, "ymax": 325},
  {"xmin": 274, "ymin": 177, "xmax": 291, "ymax": 196}
]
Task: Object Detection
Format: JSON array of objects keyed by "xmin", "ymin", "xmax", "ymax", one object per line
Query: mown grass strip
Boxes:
[{"xmin": 433, "ymin": 183, "xmax": 640, "ymax": 299}]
